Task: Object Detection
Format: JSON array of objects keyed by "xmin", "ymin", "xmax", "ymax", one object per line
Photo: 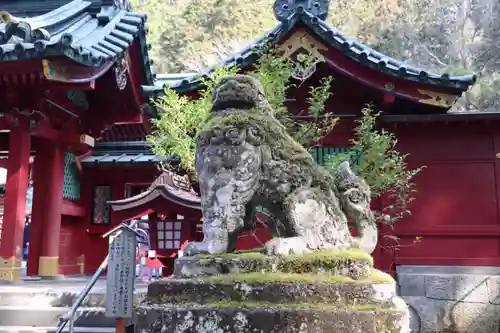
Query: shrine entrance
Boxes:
[{"xmin": 108, "ymin": 171, "xmax": 201, "ymax": 275}]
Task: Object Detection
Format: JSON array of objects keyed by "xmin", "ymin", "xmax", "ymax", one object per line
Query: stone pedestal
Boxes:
[{"xmin": 135, "ymin": 249, "xmax": 410, "ymax": 333}]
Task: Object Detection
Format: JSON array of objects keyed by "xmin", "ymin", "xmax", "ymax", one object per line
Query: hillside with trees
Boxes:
[{"xmin": 130, "ymin": 0, "xmax": 500, "ymax": 111}]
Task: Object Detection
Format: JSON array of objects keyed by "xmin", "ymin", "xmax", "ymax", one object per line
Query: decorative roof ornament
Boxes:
[
  {"xmin": 0, "ymin": 11, "xmax": 50, "ymax": 44},
  {"xmin": 291, "ymin": 54, "xmax": 319, "ymax": 80},
  {"xmin": 114, "ymin": 56, "xmax": 129, "ymax": 90},
  {"xmin": 277, "ymin": 30, "xmax": 328, "ymax": 80},
  {"xmin": 113, "ymin": 0, "xmax": 132, "ymax": 11},
  {"xmin": 273, "ymin": 0, "xmax": 330, "ymax": 22}
]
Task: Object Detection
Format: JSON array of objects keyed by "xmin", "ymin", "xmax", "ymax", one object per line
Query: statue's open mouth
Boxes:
[{"xmin": 212, "ymin": 98, "xmax": 256, "ymax": 111}]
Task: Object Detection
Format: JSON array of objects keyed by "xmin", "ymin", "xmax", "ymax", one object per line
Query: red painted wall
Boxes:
[
  {"xmin": 317, "ymin": 119, "xmax": 500, "ymax": 271},
  {"xmin": 58, "ymin": 215, "xmax": 85, "ymax": 275},
  {"xmin": 389, "ymin": 121, "xmax": 500, "ymax": 267},
  {"xmin": 82, "ymin": 166, "xmax": 158, "ymax": 274}
]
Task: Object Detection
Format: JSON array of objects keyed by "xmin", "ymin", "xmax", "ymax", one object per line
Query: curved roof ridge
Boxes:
[{"xmin": 305, "ymin": 11, "xmax": 476, "ymax": 88}]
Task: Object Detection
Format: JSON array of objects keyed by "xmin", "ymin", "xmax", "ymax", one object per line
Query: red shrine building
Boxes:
[
  {"xmin": 0, "ymin": 0, "xmax": 155, "ymax": 280},
  {"xmin": 2, "ymin": 3, "xmax": 500, "ymax": 323}
]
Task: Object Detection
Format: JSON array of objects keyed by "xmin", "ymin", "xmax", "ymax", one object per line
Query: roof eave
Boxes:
[{"xmin": 298, "ymin": 12, "xmax": 475, "ymax": 91}]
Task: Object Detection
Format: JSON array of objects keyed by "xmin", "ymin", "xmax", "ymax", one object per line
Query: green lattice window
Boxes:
[
  {"xmin": 310, "ymin": 147, "xmax": 361, "ymax": 166},
  {"xmin": 63, "ymin": 152, "xmax": 81, "ymax": 201},
  {"xmin": 91, "ymin": 186, "xmax": 111, "ymax": 225}
]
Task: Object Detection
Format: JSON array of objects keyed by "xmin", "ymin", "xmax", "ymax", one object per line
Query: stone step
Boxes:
[
  {"xmin": 0, "ymin": 326, "xmax": 117, "ymax": 333},
  {"xmin": 0, "ymin": 306, "xmax": 116, "ymax": 328},
  {"xmin": 174, "ymin": 248, "xmax": 373, "ymax": 280},
  {"xmin": 135, "ymin": 300, "xmax": 410, "ymax": 333},
  {"xmin": 0, "ymin": 290, "xmax": 146, "ymax": 307},
  {"xmin": 148, "ymin": 270, "xmax": 398, "ymax": 308}
]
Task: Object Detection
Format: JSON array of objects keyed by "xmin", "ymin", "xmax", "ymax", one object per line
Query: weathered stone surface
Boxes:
[
  {"xmin": 185, "ymin": 74, "xmax": 378, "ymax": 257},
  {"xmin": 447, "ymin": 301, "xmax": 500, "ymax": 333},
  {"xmin": 407, "ymin": 304, "xmax": 422, "ymax": 333},
  {"xmin": 425, "ymin": 275, "xmax": 456, "ymax": 300},
  {"xmin": 137, "ymin": 249, "xmax": 408, "ymax": 332},
  {"xmin": 174, "ymin": 249, "xmax": 373, "ymax": 280},
  {"xmin": 135, "ymin": 303, "xmax": 409, "ymax": 333},
  {"xmin": 405, "ymin": 296, "xmax": 500, "ymax": 333},
  {"xmin": 146, "ymin": 275, "xmax": 397, "ymax": 308},
  {"xmin": 398, "ymin": 273, "xmax": 425, "ymax": 297},
  {"xmin": 486, "ymin": 276, "xmax": 500, "ymax": 305},
  {"xmin": 404, "ymin": 296, "xmax": 448, "ymax": 332},
  {"xmin": 454, "ymin": 275, "xmax": 489, "ymax": 303},
  {"xmin": 422, "ymin": 273, "xmax": 493, "ymax": 304},
  {"xmin": 421, "ymin": 274, "xmax": 490, "ymax": 303},
  {"xmin": 397, "ymin": 265, "xmax": 500, "ymax": 332}
]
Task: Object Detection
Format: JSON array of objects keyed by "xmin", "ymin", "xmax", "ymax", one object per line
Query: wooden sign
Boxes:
[{"xmin": 104, "ymin": 224, "xmax": 138, "ymax": 319}]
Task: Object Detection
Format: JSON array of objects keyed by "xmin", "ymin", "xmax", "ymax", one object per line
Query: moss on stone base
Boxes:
[
  {"xmin": 199, "ymin": 269, "xmax": 394, "ymax": 285},
  {"xmin": 194, "ymin": 248, "xmax": 265, "ymax": 260},
  {"xmin": 189, "ymin": 248, "xmax": 374, "ymax": 280},
  {"xmin": 194, "ymin": 248, "xmax": 373, "ymax": 267},
  {"xmin": 205, "ymin": 300, "xmax": 390, "ymax": 312},
  {"xmin": 282, "ymin": 248, "xmax": 373, "ymax": 270}
]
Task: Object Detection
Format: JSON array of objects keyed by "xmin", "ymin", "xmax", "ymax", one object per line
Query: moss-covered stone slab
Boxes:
[
  {"xmin": 173, "ymin": 249, "xmax": 373, "ymax": 280},
  {"xmin": 146, "ymin": 271, "xmax": 397, "ymax": 308},
  {"xmin": 135, "ymin": 301, "xmax": 410, "ymax": 333}
]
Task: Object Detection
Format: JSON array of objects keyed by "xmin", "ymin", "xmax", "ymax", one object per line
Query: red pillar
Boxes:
[
  {"xmin": 27, "ymin": 155, "xmax": 44, "ymax": 276},
  {"xmin": 0, "ymin": 125, "xmax": 31, "ymax": 281},
  {"xmin": 29, "ymin": 140, "xmax": 65, "ymax": 277},
  {"xmin": 148, "ymin": 212, "xmax": 158, "ymax": 251}
]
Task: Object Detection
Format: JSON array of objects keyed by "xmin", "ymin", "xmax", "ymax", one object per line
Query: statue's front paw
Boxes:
[
  {"xmin": 264, "ymin": 237, "xmax": 312, "ymax": 256},
  {"xmin": 183, "ymin": 242, "xmax": 208, "ymax": 257}
]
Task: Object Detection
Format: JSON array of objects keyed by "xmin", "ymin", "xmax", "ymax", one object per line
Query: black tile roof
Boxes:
[
  {"xmin": 142, "ymin": 7, "xmax": 476, "ymax": 96},
  {"xmin": 81, "ymin": 141, "xmax": 166, "ymax": 166},
  {"xmin": 0, "ymin": 0, "xmax": 154, "ymax": 84}
]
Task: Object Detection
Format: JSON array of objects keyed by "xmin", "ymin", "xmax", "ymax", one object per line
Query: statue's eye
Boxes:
[{"xmin": 348, "ymin": 190, "xmax": 361, "ymax": 203}]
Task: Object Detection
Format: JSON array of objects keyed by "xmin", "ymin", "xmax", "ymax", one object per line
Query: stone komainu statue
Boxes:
[{"xmin": 184, "ymin": 75, "xmax": 377, "ymax": 256}]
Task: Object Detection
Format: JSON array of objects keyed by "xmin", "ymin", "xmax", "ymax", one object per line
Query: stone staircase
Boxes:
[{"xmin": 0, "ymin": 281, "xmax": 145, "ymax": 333}]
